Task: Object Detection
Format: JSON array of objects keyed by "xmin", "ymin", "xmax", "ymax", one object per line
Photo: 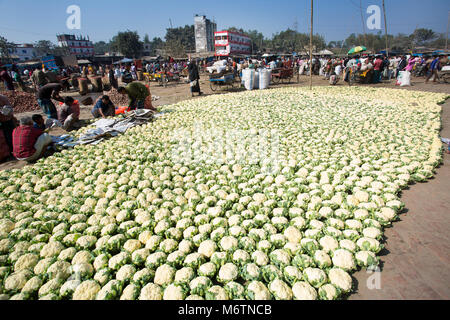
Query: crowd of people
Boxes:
[{"xmin": 1, "ymin": 51, "xmax": 449, "ymax": 164}]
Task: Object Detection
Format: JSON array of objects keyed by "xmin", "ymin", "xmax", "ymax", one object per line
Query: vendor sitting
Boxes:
[
  {"xmin": 118, "ymin": 83, "xmax": 154, "ymax": 111},
  {"xmin": 32, "ymin": 114, "xmax": 47, "ymax": 130},
  {"xmin": 57, "ymin": 96, "xmax": 78, "ymax": 131},
  {"xmin": 12, "ymin": 116, "xmax": 53, "ymax": 163},
  {"xmin": 92, "ymin": 95, "xmax": 115, "ymax": 118}
]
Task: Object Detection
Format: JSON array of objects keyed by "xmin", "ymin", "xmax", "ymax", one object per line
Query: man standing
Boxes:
[
  {"xmin": 108, "ymin": 65, "xmax": 118, "ymax": 89},
  {"xmin": 32, "ymin": 67, "xmax": 48, "ymax": 89},
  {"xmin": 188, "ymin": 60, "xmax": 202, "ymax": 97},
  {"xmin": 372, "ymin": 56, "xmax": 383, "ymax": 84},
  {"xmin": 36, "ymin": 83, "xmax": 65, "ymax": 119},
  {"xmin": 425, "ymin": 55, "xmax": 441, "ymax": 83},
  {"xmin": 118, "ymin": 82, "xmax": 153, "ymax": 110},
  {"xmin": 12, "ymin": 116, "xmax": 53, "ymax": 163},
  {"xmin": 0, "ymin": 94, "xmax": 17, "ymax": 154}
]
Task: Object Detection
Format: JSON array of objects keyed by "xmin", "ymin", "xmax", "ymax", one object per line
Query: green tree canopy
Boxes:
[{"xmin": 110, "ymin": 30, "xmax": 143, "ymax": 58}]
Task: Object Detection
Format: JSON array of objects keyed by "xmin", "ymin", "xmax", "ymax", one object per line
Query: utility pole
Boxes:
[
  {"xmin": 310, "ymin": 0, "xmax": 313, "ymax": 90},
  {"xmin": 360, "ymin": 0, "xmax": 367, "ymax": 47},
  {"xmin": 382, "ymin": 0, "xmax": 389, "ymax": 57},
  {"xmin": 169, "ymin": 19, "xmax": 173, "ymax": 29},
  {"xmin": 446, "ymin": 11, "xmax": 449, "ymax": 50}
]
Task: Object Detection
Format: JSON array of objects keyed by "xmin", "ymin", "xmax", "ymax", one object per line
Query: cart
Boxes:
[
  {"xmin": 271, "ymin": 68, "xmax": 294, "ymax": 84},
  {"xmin": 438, "ymin": 66, "xmax": 450, "ymax": 83},
  {"xmin": 209, "ymin": 72, "xmax": 240, "ymax": 91}
]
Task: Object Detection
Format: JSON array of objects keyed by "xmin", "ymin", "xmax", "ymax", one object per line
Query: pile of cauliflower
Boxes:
[{"xmin": 0, "ymin": 86, "xmax": 447, "ymax": 300}]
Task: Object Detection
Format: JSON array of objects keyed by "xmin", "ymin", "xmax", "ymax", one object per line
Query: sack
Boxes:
[
  {"xmin": 400, "ymin": 71, "xmax": 411, "ymax": 86},
  {"xmin": 329, "ymin": 75, "xmax": 338, "ymax": 85},
  {"xmin": 242, "ymin": 69, "xmax": 255, "ymax": 90},
  {"xmin": 396, "ymin": 71, "xmax": 404, "ymax": 85}
]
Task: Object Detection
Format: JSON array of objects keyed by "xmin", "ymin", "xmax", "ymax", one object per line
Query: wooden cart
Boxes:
[{"xmin": 271, "ymin": 68, "xmax": 294, "ymax": 84}]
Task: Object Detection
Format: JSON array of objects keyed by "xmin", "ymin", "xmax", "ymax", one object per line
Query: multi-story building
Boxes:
[
  {"xmin": 57, "ymin": 34, "xmax": 94, "ymax": 58},
  {"xmin": 214, "ymin": 31, "xmax": 251, "ymax": 57},
  {"xmin": 7, "ymin": 44, "xmax": 36, "ymax": 61},
  {"xmin": 194, "ymin": 15, "xmax": 217, "ymax": 53}
]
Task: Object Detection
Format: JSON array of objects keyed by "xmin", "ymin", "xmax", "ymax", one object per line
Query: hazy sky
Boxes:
[{"xmin": 0, "ymin": 0, "xmax": 448, "ymax": 44}]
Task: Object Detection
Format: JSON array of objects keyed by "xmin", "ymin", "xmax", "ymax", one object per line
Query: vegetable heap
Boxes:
[{"xmin": 0, "ymin": 86, "xmax": 447, "ymax": 300}]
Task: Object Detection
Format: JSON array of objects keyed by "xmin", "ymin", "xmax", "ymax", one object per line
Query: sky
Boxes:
[{"xmin": 0, "ymin": 0, "xmax": 449, "ymax": 44}]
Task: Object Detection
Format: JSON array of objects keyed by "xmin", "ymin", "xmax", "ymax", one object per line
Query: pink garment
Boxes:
[{"xmin": 405, "ymin": 58, "xmax": 416, "ymax": 72}]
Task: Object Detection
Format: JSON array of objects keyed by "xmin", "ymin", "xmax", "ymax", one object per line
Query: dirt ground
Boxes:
[{"xmin": 1, "ymin": 74, "xmax": 449, "ymax": 300}]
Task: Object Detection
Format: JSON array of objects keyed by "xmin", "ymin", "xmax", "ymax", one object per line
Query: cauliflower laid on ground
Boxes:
[
  {"xmin": 72, "ymin": 280, "xmax": 101, "ymax": 300},
  {"xmin": 292, "ymin": 281, "xmax": 317, "ymax": 300},
  {"xmin": 139, "ymin": 283, "xmax": 163, "ymax": 300},
  {"xmin": 154, "ymin": 264, "xmax": 175, "ymax": 286}
]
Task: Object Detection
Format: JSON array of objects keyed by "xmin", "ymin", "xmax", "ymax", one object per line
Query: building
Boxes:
[
  {"xmin": 214, "ymin": 31, "xmax": 251, "ymax": 57},
  {"xmin": 7, "ymin": 44, "xmax": 36, "ymax": 61},
  {"xmin": 142, "ymin": 43, "xmax": 152, "ymax": 56},
  {"xmin": 57, "ymin": 34, "xmax": 94, "ymax": 58},
  {"xmin": 194, "ymin": 15, "xmax": 217, "ymax": 53}
]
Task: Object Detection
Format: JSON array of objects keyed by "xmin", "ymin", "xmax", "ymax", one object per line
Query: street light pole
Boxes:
[
  {"xmin": 310, "ymin": 0, "xmax": 313, "ymax": 90},
  {"xmin": 446, "ymin": 11, "xmax": 449, "ymax": 50},
  {"xmin": 382, "ymin": 0, "xmax": 389, "ymax": 57}
]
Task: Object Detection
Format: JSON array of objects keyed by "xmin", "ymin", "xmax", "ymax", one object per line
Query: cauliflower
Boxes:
[
  {"xmin": 14, "ymin": 253, "xmax": 39, "ymax": 272},
  {"xmin": 331, "ymin": 249, "xmax": 356, "ymax": 271},
  {"xmin": 72, "ymin": 280, "xmax": 101, "ymax": 300},
  {"xmin": 21, "ymin": 276, "xmax": 43, "ymax": 294},
  {"xmin": 154, "ymin": 264, "xmax": 175, "ymax": 286},
  {"xmin": 268, "ymin": 279, "xmax": 293, "ymax": 300},
  {"xmin": 163, "ymin": 283, "xmax": 187, "ymax": 300},
  {"xmin": 319, "ymin": 236, "xmax": 339, "ymax": 253},
  {"xmin": 217, "ymin": 263, "xmax": 239, "ymax": 283},
  {"xmin": 47, "ymin": 260, "xmax": 71, "ymax": 280},
  {"xmin": 123, "ymin": 239, "xmax": 142, "ymax": 253},
  {"xmin": 198, "ymin": 262, "xmax": 217, "ymax": 278},
  {"xmin": 219, "ymin": 236, "xmax": 238, "ymax": 251},
  {"xmin": 38, "ymin": 279, "xmax": 62, "ymax": 297},
  {"xmin": 303, "ymin": 267, "xmax": 327, "ymax": 288},
  {"xmin": 60, "ymin": 280, "xmax": 81, "ymax": 298},
  {"xmin": 40, "ymin": 241, "xmax": 64, "ymax": 258},
  {"xmin": 328, "ymin": 268, "xmax": 353, "ymax": 292},
  {"xmin": 175, "ymin": 267, "xmax": 195, "ymax": 284},
  {"xmin": 319, "ymin": 283, "xmax": 339, "ymax": 300},
  {"xmin": 189, "ymin": 276, "xmax": 213, "ymax": 296},
  {"xmin": 283, "ymin": 266, "xmax": 302, "ymax": 285},
  {"xmin": 292, "ymin": 281, "xmax": 318, "ymax": 300},
  {"xmin": 116, "ymin": 264, "xmax": 136, "ymax": 282},
  {"xmin": 355, "ymin": 250, "xmax": 378, "ymax": 267},
  {"xmin": 72, "ymin": 250, "xmax": 94, "ymax": 265},
  {"xmin": 198, "ymin": 240, "xmax": 217, "ymax": 258},
  {"xmin": 120, "ymin": 284, "xmax": 140, "ymax": 300},
  {"xmin": 246, "ymin": 281, "xmax": 271, "ymax": 300},
  {"xmin": 139, "ymin": 283, "xmax": 163, "ymax": 300},
  {"xmin": 284, "ymin": 226, "xmax": 302, "ymax": 243},
  {"xmin": 205, "ymin": 285, "xmax": 229, "ymax": 300},
  {"xmin": 251, "ymin": 250, "xmax": 269, "ymax": 266}
]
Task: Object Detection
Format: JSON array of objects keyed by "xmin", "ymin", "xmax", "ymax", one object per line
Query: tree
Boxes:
[
  {"xmin": 110, "ymin": 30, "xmax": 143, "ymax": 58},
  {"xmin": 412, "ymin": 28, "xmax": 437, "ymax": 46},
  {"xmin": 0, "ymin": 36, "xmax": 15, "ymax": 63},
  {"xmin": 144, "ymin": 34, "xmax": 151, "ymax": 44},
  {"xmin": 34, "ymin": 40, "xmax": 55, "ymax": 57},
  {"xmin": 164, "ymin": 25, "xmax": 195, "ymax": 56},
  {"xmin": 150, "ymin": 37, "xmax": 164, "ymax": 56}
]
